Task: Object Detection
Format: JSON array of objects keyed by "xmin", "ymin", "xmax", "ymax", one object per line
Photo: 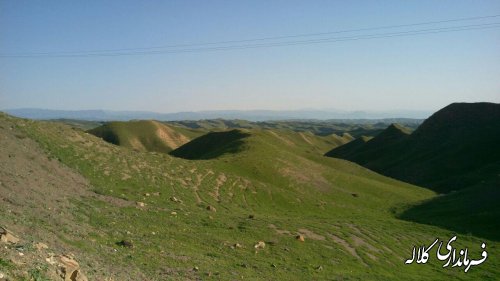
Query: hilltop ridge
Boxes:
[
  {"xmin": 88, "ymin": 120, "xmax": 192, "ymax": 153},
  {"xmin": 326, "ymin": 102, "xmax": 500, "ymax": 193},
  {"xmin": 325, "ymin": 102, "xmax": 500, "ymax": 240}
]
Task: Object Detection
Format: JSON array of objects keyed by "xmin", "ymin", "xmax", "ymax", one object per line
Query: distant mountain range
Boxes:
[{"xmin": 2, "ymin": 108, "xmax": 432, "ymax": 121}]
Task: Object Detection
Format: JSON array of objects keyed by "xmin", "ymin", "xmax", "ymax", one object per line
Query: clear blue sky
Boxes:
[{"xmin": 1, "ymin": 0, "xmax": 499, "ymax": 113}]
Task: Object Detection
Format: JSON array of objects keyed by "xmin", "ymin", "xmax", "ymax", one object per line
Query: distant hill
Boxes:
[
  {"xmin": 87, "ymin": 120, "xmax": 193, "ymax": 153},
  {"xmin": 167, "ymin": 119, "xmax": 421, "ymax": 138},
  {"xmin": 325, "ymin": 102, "xmax": 500, "ymax": 194},
  {"xmin": 3, "ymin": 108, "xmax": 430, "ymax": 121},
  {"xmin": 326, "ymin": 123, "xmax": 410, "ymax": 163}
]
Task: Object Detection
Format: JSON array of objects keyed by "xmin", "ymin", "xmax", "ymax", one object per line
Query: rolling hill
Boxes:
[
  {"xmin": 325, "ymin": 102, "xmax": 500, "ymax": 240},
  {"xmin": 325, "ymin": 102, "xmax": 500, "ymax": 193},
  {"xmin": 0, "ymin": 110, "xmax": 498, "ymax": 280},
  {"xmin": 167, "ymin": 118, "xmax": 420, "ymax": 138},
  {"xmin": 87, "ymin": 120, "xmax": 197, "ymax": 153}
]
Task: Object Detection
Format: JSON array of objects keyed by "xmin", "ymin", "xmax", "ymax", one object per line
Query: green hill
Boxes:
[
  {"xmin": 167, "ymin": 118, "xmax": 418, "ymax": 138},
  {"xmin": 170, "ymin": 129, "xmax": 251, "ymax": 159},
  {"xmin": 325, "ymin": 102, "xmax": 500, "ymax": 193},
  {"xmin": 325, "ymin": 123, "xmax": 409, "ymax": 161},
  {"xmin": 1, "ymin": 112, "xmax": 499, "ymax": 280},
  {"xmin": 325, "ymin": 102, "xmax": 500, "ymax": 240},
  {"xmin": 88, "ymin": 120, "xmax": 195, "ymax": 153},
  {"xmin": 171, "ymin": 128, "xmax": 354, "ymax": 160}
]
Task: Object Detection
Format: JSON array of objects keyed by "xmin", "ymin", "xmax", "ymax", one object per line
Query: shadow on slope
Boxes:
[
  {"xmin": 398, "ymin": 172, "xmax": 500, "ymax": 241},
  {"xmin": 327, "ymin": 103, "xmax": 500, "ymax": 240},
  {"xmin": 170, "ymin": 129, "xmax": 251, "ymax": 159},
  {"xmin": 325, "ymin": 102, "xmax": 500, "ymax": 194}
]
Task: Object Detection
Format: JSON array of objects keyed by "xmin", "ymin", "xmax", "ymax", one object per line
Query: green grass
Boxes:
[
  {"xmin": 325, "ymin": 103, "xmax": 500, "ymax": 241},
  {"xmin": 326, "ymin": 103, "xmax": 500, "ymax": 193},
  {"xmin": 167, "ymin": 118, "xmax": 421, "ymax": 138},
  {"xmin": 6, "ymin": 114, "xmax": 499, "ymax": 280},
  {"xmin": 88, "ymin": 120, "xmax": 193, "ymax": 153}
]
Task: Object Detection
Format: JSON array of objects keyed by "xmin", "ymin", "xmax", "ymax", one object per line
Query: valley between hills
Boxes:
[{"xmin": 0, "ymin": 102, "xmax": 499, "ymax": 280}]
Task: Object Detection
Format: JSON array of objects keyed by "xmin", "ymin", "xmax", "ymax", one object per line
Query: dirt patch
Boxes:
[
  {"xmin": 152, "ymin": 121, "xmax": 190, "ymax": 149},
  {"xmin": 268, "ymin": 131, "xmax": 295, "ymax": 146},
  {"xmin": 210, "ymin": 173, "xmax": 226, "ymax": 202},
  {"xmin": 268, "ymin": 224, "xmax": 291, "ymax": 235},
  {"xmin": 121, "ymin": 173, "xmax": 132, "ymax": 180},
  {"xmin": 351, "ymin": 234, "xmax": 380, "ymax": 254},
  {"xmin": 92, "ymin": 193, "xmax": 135, "ymax": 208},
  {"xmin": 277, "ymin": 158, "xmax": 330, "ymax": 191},
  {"xmin": 129, "ymin": 137, "xmax": 146, "ymax": 151},
  {"xmin": 297, "ymin": 228, "xmax": 325, "ymax": 241},
  {"xmin": 327, "ymin": 233, "xmax": 363, "ymax": 262},
  {"xmin": 299, "ymin": 132, "xmax": 313, "ymax": 145}
]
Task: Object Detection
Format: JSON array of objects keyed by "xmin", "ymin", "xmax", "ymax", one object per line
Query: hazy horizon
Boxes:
[{"xmin": 3, "ymin": 107, "xmax": 435, "ymax": 121}]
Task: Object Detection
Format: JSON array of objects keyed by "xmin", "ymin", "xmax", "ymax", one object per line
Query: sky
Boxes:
[{"xmin": 1, "ymin": 0, "xmax": 499, "ymax": 114}]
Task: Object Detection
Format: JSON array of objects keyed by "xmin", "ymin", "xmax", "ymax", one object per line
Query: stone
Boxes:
[
  {"xmin": 206, "ymin": 205, "xmax": 216, "ymax": 212},
  {"xmin": 136, "ymin": 201, "xmax": 145, "ymax": 207},
  {"xmin": 170, "ymin": 196, "xmax": 181, "ymax": 203},
  {"xmin": 254, "ymin": 241, "xmax": 266, "ymax": 249},
  {"xmin": 296, "ymin": 235, "xmax": 305, "ymax": 242},
  {"xmin": 59, "ymin": 255, "xmax": 88, "ymax": 281},
  {"xmin": 0, "ymin": 227, "xmax": 19, "ymax": 244},
  {"xmin": 46, "ymin": 255, "xmax": 57, "ymax": 265},
  {"xmin": 35, "ymin": 242, "xmax": 49, "ymax": 251}
]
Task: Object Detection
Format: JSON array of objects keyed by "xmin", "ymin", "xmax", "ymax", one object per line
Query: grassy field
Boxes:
[{"xmin": 1, "ymin": 113, "xmax": 498, "ymax": 280}]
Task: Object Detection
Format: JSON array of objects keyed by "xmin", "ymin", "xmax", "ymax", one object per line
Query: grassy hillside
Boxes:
[
  {"xmin": 51, "ymin": 118, "xmax": 104, "ymax": 130},
  {"xmin": 88, "ymin": 120, "xmax": 195, "ymax": 153},
  {"xmin": 170, "ymin": 129, "xmax": 251, "ymax": 159},
  {"xmin": 325, "ymin": 102, "xmax": 500, "ymax": 193},
  {"xmin": 168, "ymin": 119, "xmax": 420, "ymax": 138},
  {"xmin": 325, "ymin": 124, "xmax": 409, "ymax": 161},
  {"xmin": 171, "ymin": 128, "xmax": 353, "ymax": 160},
  {"xmin": 1, "ymin": 112, "xmax": 498, "ymax": 280},
  {"xmin": 325, "ymin": 102, "xmax": 500, "ymax": 240}
]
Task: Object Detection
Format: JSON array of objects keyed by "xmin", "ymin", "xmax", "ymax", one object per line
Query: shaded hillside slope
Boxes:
[
  {"xmin": 4, "ymin": 113, "xmax": 497, "ymax": 279},
  {"xmin": 170, "ymin": 127, "xmax": 354, "ymax": 160},
  {"xmin": 325, "ymin": 102, "xmax": 500, "ymax": 193},
  {"xmin": 325, "ymin": 124, "xmax": 408, "ymax": 162},
  {"xmin": 170, "ymin": 129, "xmax": 251, "ymax": 159},
  {"xmin": 399, "ymin": 170, "xmax": 500, "ymax": 241},
  {"xmin": 325, "ymin": 103, "xmax": 500, "ymax": 240},
  {"xmin": 88, "ymin": 120, "xmax": 192, "ymax": 153}
]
